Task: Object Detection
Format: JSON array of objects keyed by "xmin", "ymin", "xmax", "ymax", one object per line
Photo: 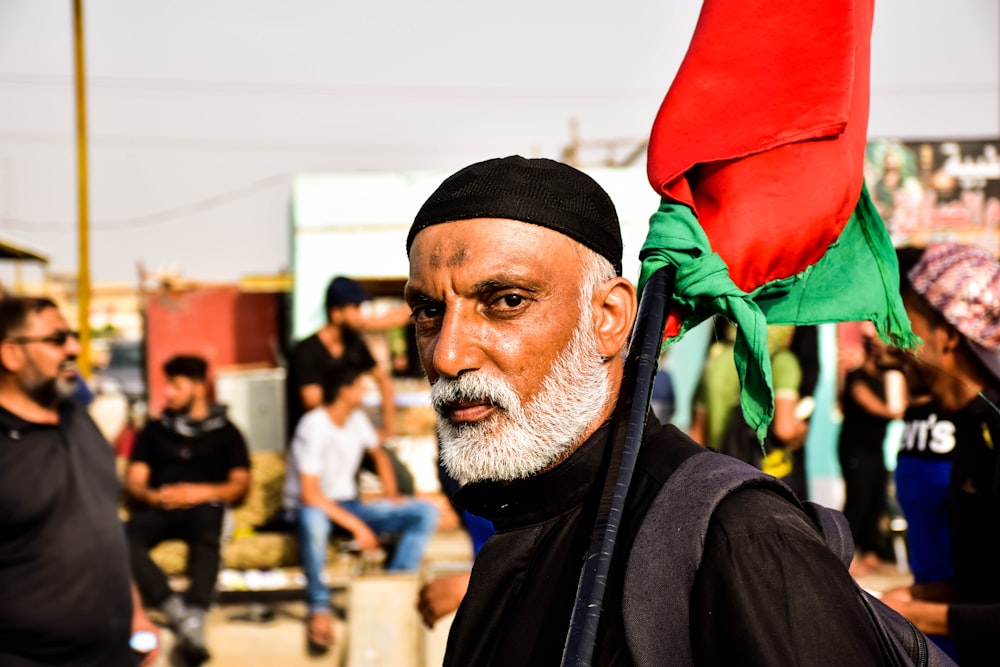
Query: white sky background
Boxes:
[{"xmin": 0, "ymin": 0, "xmax": 997, "ymax": 283}]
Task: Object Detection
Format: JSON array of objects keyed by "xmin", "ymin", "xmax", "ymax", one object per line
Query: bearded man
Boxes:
[
  {"xmin": 124, "ymin": 354, "xmax": 250, "ymax": 666},
  {"xmin": 405, "ymin": 156, "xmax": 889, "ymax": 666},
  {"xmin": 0, "ymin": 296, "xmax": 158, "ymax": 666}
]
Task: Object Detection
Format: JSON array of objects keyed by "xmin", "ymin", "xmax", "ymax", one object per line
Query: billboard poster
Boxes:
[{"xmin": 865, "ymin": 138, "xmax": 1000, "ymax": 255}]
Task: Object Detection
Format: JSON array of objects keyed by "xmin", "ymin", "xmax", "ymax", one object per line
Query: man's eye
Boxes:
[
  {"xmin": 498, "ymin": 294, "xmax": 525, "ymax": 308},
  {"xmin": 412, "ymin": 305, "xmax": 441, "ymax": 321},
  {"xmin": 504, "ymin": 295, "xmax": 523, "ymax": 307}
]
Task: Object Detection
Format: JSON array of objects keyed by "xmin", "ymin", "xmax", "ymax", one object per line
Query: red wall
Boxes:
[{"xmin": 145, "ymin": 287, "xmax": 281, "ymax": 415}]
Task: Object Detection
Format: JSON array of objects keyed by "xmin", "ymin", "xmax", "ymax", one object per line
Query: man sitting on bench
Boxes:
[
  {"xmin": 125, "ymin": 355, "xmax": 251, "ymax": 665},
  {"xmin": 283, "ymin": 363, "xmax": 438, "ymax": 653}
]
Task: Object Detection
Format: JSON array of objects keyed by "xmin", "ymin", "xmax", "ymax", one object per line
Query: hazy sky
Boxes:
[{"xmin": 0, "ymin": 0, "xmax": 997, "ymax": 284}]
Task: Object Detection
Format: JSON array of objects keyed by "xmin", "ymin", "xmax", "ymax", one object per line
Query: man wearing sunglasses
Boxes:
[{"xmin": 0, "ymin": 296, "xmax": 158, "ymax": 667}]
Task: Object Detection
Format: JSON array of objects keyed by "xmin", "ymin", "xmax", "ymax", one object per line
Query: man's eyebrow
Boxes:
[
  {"xmin": 403, "ymin": 287, "xmax": 437, "ymax": 306},
  {"xmin": 404, "ymin": 276, "xmax": 544, "ymax": 305},
  {"xmin": 471, "ymin": 278, "xmax": 542, "ymax": 295}
]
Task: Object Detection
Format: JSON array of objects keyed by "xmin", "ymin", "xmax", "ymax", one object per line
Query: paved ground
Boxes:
[
  {"xmin": 148, "ymin": 529, "xmax": 472, "ymax": 667},
  {"xmin": 148, "ymin": 531, "xmax": 916, "ymax": 667}
]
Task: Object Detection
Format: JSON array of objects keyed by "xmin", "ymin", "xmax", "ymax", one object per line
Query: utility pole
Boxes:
[
  {"xmin": 72, "ymin": 0, "xmax": 92, "ymax": 376},
  {"xmin": 559, "ymin": 118, "xmax": 648, "ymax": 168}
]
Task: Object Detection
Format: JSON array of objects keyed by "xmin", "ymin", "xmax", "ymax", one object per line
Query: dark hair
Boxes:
[
  {"xmin": 163, "ymin": 355, "xmax": 208, "ymax": 381},
  {"xmin": 0, "ymin": 296, "xmax": 58, "ymax": 341},
  {"xmin": 895, "ymin": 246, "xmax": 925, "ymax": 290},
  {"xmin": 320, "ymin": 363, "xmax": 366, "ymax": 404},
  {"xmin": 324, "ymin": 276, "xmax": 370, "ymax": 315}
]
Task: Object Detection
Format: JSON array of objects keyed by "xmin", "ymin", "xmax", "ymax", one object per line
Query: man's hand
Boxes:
[
  {"xmin": 784, "ymin": 419, "xmax": 809, "ymax": 451},
  {"xmin": 157, "ymin": 483, "xmax": 210, "ymax": 509},
  {"xmin": 881, "ymin": 586, "xmax": 950, "ymax": 636},
  {"xmin": 418, "ymin": 573, "xmax": 471, "ymax": 628},
  {"xmin": 352, "ymin": 524, "xmax": 381, "ymax": 553}
]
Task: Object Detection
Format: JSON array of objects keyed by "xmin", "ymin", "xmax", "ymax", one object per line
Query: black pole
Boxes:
[{"xmin": 560, "ymin": 266, "xmax": 673, "ymax": 666}]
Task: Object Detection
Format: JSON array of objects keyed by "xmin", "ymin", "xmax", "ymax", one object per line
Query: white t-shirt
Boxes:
[{"xmin": 283, "ymin": 406, "xmax": 379, "ymax": 510}]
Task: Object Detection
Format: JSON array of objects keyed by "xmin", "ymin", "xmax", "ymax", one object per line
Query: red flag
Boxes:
[{"xmin": 639, "ymin": 0, "xmax": 913, "ymax": 437}]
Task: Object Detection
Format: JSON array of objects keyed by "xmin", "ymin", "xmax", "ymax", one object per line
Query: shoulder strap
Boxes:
[
  {"xmin": 800, "ymin": 499, "xmax": 854, "ymax": 568},
  {"xmin": 623, "ymin": 450, "xmax": 952, "ymax": 667},
  {"xmin": 622, "ymin": 450, "xmax": 793, "ymax": 665}
]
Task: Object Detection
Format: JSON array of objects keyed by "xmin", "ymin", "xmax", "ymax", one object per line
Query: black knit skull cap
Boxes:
[{"xmin": 407, "ymin": 156, "xmax": 624, "ymax": 276}]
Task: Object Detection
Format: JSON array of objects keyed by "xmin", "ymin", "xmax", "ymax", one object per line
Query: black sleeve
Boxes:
[
  {"xmin": 344, "ymin": 332, "xmax": 376, "ymax": 372},
  {"xmin": 292, "ymin": 337, "xmax": 327, "ymax": 388},
  {"xmin": 790, "ymin": 325, "xmax": 820, "ymax": 398},
  {"xmin": 225, "ymin": 424, "xmax": 251, "ymax": 471},
  {"xmin": 840, "ymin": 368, "xmax": 859, "ymax": 402},
  {"xmin": 129, "ymin": 425, "xmax": 154, "ymax": 465},
  {"xmin": 691, "ymin": 488, "xmax": 887, "ymax": 666}
]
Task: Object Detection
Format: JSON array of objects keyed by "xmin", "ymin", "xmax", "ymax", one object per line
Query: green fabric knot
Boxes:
[
  {"xmin": 636, "ymin": 185, "xmax": 916, "ymax": 446},
  {"xmin": 673, "ymin": 252, "xmax": 745, "ymax": 309},
  {"xmin": 638, "ymin": 200, "xmax": 774, "ymax": 441}
]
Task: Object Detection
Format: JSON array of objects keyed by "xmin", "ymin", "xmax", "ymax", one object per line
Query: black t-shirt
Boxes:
[
  {"xmin": 285, "ymin": 329, "xmax": 377, "ymax": 438},
  {"xmin": 897, "ymin": 398, "xmax": 957, "ymax": 462},
  {"xmin": 0, "ymin": 402, "xmax": 134, "ymax": 667},
  {"xmin": 447, "ymin": 419, "xmax": 886, "ymax": 666},
  {"xmin": 130, "ymin": 409, "xmax": 250, "ymax": 489},
  {"xmin": 838, "ymin": 367, "xmax": 891, "ymax": 455}
]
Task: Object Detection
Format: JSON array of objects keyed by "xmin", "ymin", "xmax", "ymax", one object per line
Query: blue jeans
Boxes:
[
  {"xmin": 895, "ymin": 458, "xmax": 954, "ymax": 584},
  {"xmin": 297, "ymin": 499, "xmax": 439, "ymax": 613}
]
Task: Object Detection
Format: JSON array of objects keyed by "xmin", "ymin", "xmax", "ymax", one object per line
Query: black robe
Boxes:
[{"xmin": 446, "ymin": 418, "xmax": 886, "ymax": 666}]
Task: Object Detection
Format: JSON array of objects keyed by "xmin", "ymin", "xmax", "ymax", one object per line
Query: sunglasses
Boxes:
[{"xmin": 6, "ymin": 330, "xmax": 80, "ymax": 346}]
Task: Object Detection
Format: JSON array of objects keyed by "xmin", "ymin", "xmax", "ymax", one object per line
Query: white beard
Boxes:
[{"xmin": 431, "ymin": 314, "xmax": 612, "ymax": 483}]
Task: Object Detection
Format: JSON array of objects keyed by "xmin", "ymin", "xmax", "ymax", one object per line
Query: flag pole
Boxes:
[
  {"xmin": 560, "ymin": 265, "xmax": 672, "ymax": 666},
  {"xmin": 72, "ymin": 0, "xmax": 92, "ymax": 376}
]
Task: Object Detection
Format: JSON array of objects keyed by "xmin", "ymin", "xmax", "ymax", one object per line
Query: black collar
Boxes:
[
  {"xmin": 0, "ymin": 400, "xmax": 76, "ymax": 436},
  {"xmin": 159, "ymin": 404, "xmax": 229, "ymax": 438}
]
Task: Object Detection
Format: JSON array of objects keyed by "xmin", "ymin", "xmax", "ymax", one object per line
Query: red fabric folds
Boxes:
[{"xmin": 647, "ymin": 0, "xmax": 874, "ymax": 298}]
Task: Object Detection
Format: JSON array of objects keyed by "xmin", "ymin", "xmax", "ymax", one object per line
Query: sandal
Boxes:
[{"xmin": 306, "ymin": 612, "xmax": 335, "ymax": 656}]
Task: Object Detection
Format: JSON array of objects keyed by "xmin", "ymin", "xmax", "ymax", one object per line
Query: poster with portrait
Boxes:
[{"xmin": 866, "ymin": 138, "xmax": 1000, "ymax": 255}]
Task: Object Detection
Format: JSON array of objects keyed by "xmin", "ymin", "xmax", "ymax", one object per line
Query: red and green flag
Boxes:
[{"xmin": 638, "ymin": 0, "xmax": 915, "ymax": 439}]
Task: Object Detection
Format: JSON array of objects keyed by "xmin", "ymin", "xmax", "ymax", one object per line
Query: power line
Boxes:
[
  {"xmin": 0, "ymin": 130, "xmax": 516, "ymax": 155},
  {"xmin": 0, "ymin": 72, "xmax": 666, "ymax": 100},
  {"xmin": 0, "ymin": 72, "xmax": 995, "ymax": 98},
  {"xmin": 1, "ymin": 173, "xmax": 290, "ymax": 231}
]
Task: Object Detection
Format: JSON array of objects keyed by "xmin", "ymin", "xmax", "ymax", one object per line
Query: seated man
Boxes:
[
  {"xmin": 124, "ymin": 355, "xmax": 251, "ymax": 665},
  {"xmin": 284, "ymin": 363, "xmax": 438, "ymax": 652}
]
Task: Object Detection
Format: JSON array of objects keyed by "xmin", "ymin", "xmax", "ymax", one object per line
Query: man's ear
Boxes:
[
  {"xmin": 942, "ymin": 326, "xmax": 962, "ymax": 355},
  {"xmin": 592, "ymin": 277, "xmax": 638, "ymax": 359},
  {"xmin": 0, "ymin": 341, "xmax": 24, "ymax": 374}
]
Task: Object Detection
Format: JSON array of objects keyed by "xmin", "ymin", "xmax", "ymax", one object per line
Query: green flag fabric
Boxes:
[{"xmin": 638, "ymin": 184, "xmax": 916, "ymax": 441}]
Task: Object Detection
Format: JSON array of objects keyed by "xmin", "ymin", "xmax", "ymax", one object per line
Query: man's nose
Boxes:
[
  {"xmin": 64, "ymin": 335, "xmax": 82, "ymax": 356},
  {"xmin": 430, "ymin": 304, "xmax": 484, "ymax": 379}
]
